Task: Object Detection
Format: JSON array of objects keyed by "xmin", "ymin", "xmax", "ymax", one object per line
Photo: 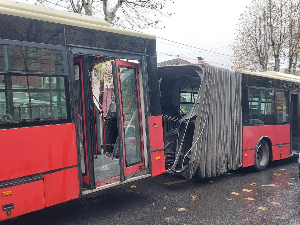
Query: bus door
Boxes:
[
  {"xmin": 291, "ymin": 92, "xmax": 300, "ymax": 153},
  {"xmin": 113, "ymin": 60, "xmax": 146, "ymax": 178},
  {"xmin": 74, "ymin": 56, "xmax": 95, "ymax": 189}
]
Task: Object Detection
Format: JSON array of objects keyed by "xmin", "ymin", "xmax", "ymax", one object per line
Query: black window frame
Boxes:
[
  {"xmin": 244, "ymin": 85, "xmax": 290, "ymax": 126},
  {"xmin": 0, "ymin": 39, "xmax": 71, "ymax": 129}
]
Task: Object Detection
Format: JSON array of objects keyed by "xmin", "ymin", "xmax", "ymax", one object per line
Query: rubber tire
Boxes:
[{"xmin": 254, "ymin": 139, "xmax": 270, "ymax": 172}]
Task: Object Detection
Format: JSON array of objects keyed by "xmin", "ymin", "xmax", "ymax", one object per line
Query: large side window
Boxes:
[
  {"xmin": 248, "ymin": 88, "xmax": 275, "ymax": 125},
  {"xmin": 0, "ymin": 75, "xmax": 67, "ymax": 123},
  {"xmin": 0, "ymin": 43, "xmax": 69, "ymax": 127},
  {"xmin": 276, "ymin": 91, "xmax": 289, "ymax": 124}
]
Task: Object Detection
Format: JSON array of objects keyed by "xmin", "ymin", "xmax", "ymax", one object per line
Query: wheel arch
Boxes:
[{"xmin": 256, "ymin": 136, "xmax": 272, "ymax": 161}]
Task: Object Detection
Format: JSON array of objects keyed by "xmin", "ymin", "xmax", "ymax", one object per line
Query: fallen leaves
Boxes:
[
  {"xmin": 245, "ymin": 197, "xmax": 255, "ymax": 201},
  {"xmin": 165, "ymin": 217, "xmax": 173, "ymax": 221},
  {"xmin": 231, "ymin": 192, "xmax": 240, "ymax": 196},
  {"xmin": 210, "ymin": 181, "xmax": 213, "ymax": 184},
  {"xmin": 125, "ymin": 190, "xmax": 133, "ymax": 193},
  {"xmin": 165, "ymin": 180, "xmax": 189, "ymax": 186},
  {"xmin": 258, "ymin": 206, "xmax": 267, "ymax": 211},
  {"xmin": 131, "ymin": 185, "xmax": 137, "ymax": 189},
  {"xmin": 250, "ymin": 183, "xmax": 257, "ymax": 186},
  {"xmin": 242, "ymin": 189, "xmax": 252, "ymax": 193},
  {"xmin": 178, "ymin": 208, "xmax": 187, "ymax": 212},
  {"xmin": 271, "ymin": 202, "xmax": 280, "ymax": 205},
  {"xmin": 191, "ymin": 195, "xmax": 198, "ymax": 200},
  {"xmin": 262, "ymin": 184, "xmax": 276, "ymax": 187},
  {"xmin": 226, "ymin": 198, "xmax": 233, "ymax": 201},
  {"xmin": 280, "ymin": 169, "xmax": 286, "ymax": 171},
  {"xmin": 288, "ymin": 183, "xmax": 294, "ymax": 186},
  {"xmin": 163, "ymin": 207, "xmax": 167, "ymax": 210},
  {"xmin": 274, "ymin": 173, "xmax": 281, "ymax": 176}
]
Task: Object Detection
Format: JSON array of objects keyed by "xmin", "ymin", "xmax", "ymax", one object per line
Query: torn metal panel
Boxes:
[
  {"xmin": 183, "ymin": 65, "xmax": 242, "ymax": 179},
  {"xmin": 160, "ymin": 64, "xmax": 242, "ymax": 179}
]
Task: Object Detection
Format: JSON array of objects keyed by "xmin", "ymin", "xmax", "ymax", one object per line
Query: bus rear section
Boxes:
[
  {"xmin": 158, "ymin": 64, "xmax": 300, "ymax": 179},
  {"xmin": 0, "ymin": 1, "xmax": 165, "ymax": 221}
]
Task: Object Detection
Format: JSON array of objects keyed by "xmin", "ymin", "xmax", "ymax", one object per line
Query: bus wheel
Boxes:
[{"xmin": 254, "ymin": 139, "xmax": 270, "ymax": 171}]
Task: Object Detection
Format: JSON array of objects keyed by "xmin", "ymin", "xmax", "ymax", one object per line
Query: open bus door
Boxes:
[
  {"xmin": 74, "ymin": 56, "xmax": 165, "ymax": 190},
  {"xmin": 74, "ymin": 57, "xmax": 96, "ymax": 189},
  {"xmin": 113, "ymin": 60, "xmax": 165, "ymax": 178},
  {"xmin": 113, "ymin": 60, "xmax": 146, "ymax": 177}
]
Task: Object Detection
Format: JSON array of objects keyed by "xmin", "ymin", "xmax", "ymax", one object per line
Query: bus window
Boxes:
[
  {"xmin": 248, "ymin": 88, "xmax": 275, "ymax": 125},
  {"xmin": 0, "ymin": 44, "xmax": 69, "ymax": 127},
  {"xmin": 0, "ymin": 45, "xmax": 64, "ymax": 74},
  {"xmin": 180, "ymin": 92, "xmax": 198, "ymax": 115},
  {"xmin": 276, "ymin": 91, "xmax": 289, "ymax": 124},
  {"xmin": 0, "ymin": 75, "xmax": 67, "ymax": 124}
]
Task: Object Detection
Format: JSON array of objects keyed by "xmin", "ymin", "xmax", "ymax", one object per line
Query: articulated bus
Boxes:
[{"xmin": 0, "ymin": 0, "xmax": 300, "ymax": 221}]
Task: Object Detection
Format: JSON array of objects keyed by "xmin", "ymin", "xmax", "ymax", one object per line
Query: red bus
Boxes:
[
  {"xmin": 0, "ymin": 1, "xmax": 165, "ymax": 221},
  {"xmin": 0, "ymin": 1, "xmax": 299, "ymax": 222}
]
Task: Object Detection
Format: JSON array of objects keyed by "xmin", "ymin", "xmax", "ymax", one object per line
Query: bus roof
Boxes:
[
  {"xmin": 242, "ymin": 70, "xmax": 300, "ymax": 84},
  {"xmin": 0, "ymin": 0, "xmax": 155, "ymax": 40}
]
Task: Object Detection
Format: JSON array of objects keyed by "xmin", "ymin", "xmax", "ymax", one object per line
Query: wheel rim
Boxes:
[{"xmin": 256, "ymin": 143, "xmax": 268, "ymax": 167}]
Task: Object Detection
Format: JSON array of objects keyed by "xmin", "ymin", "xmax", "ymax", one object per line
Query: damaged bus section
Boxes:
[{"xmin": 159, "ymin": 64, "xmax": 242, "ymax": 179}]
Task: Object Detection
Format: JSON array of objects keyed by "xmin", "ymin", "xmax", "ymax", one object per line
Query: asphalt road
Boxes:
[{"xmin": 2, "ymin": 156, "xmax": 300, "ymax": 225}]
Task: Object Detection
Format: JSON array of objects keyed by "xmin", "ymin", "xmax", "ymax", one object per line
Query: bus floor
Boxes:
[{"xmin": 93, "ymin": 154, "xmax": 120, "ymax": 187}]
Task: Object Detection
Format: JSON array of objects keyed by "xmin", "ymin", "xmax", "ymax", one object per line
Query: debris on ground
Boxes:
[
  {"xmin": 262, "ymin": 184, "xmax": 276, "ymax": 187},
  {"xmin": 178, "ymin": 208, "xmax": 187, "ymax": 212},
  {"xmin": 258, "ymin": 206, "xmax": 267, "ymax": 211}
]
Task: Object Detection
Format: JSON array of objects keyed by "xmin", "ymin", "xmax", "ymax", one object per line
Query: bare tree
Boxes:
[
  {"xmin": 233, "ymin": 0, "xmax": 300, "ymax": 74},
  {"xmin": 33, "ymin": 0, "xmax": 174, "ymax": 29},
  {"xmin": 285, "ymin": 1, "xmax": 300, "ymax": 74},
  {"xmin": 233, "ymin": 0, "xmax": 271, "ymax": 71}
]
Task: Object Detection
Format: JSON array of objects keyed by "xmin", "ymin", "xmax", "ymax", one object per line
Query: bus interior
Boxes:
[{"xmin": 157, "ymin": 65, "xmax": 202, "ymax": 171}]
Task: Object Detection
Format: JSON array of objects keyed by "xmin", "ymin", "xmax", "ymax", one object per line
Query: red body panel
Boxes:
[
  {"xmin": 148, "ymin": 116, "xmax": 165, "ymax": 177},
  {"xmin": 151, "ymin": 150, "xmax": 165, "ymax": 177},
  {"xmin": 242, "ymin": 149, "xmax": 255, "ymax": 168},
  {"xmin": 0, "ymin": 180, "xmax": 45, "ymax": 221},
  {"xmin": 242, "ymin": 125, "xmax": 290, "ymax": 149},
  {"xmin": 44, "ymin": 167, "xmax": 79, "ymax": 207},
  {"xmin": 0, "ymin": 124, "xmax": 77, "ymax": 182},
  {"xmin": 242, "ymin": 124, "xmax": 291, "ymax": 167},
  {"xmin": 272, "ymin": 144, "xmax": 290, "ymax": 161},
  {"xmin": 148, "ymin": 116, "xmax": 164, "ymax": 150}
]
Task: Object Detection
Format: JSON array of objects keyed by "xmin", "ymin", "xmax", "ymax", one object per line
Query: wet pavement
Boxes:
[{"xmin": 2, "ymin": 156, "xmax": 300, "ymax": 225}]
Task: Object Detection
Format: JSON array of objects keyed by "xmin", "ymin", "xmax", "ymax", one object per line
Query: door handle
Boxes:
[{"xmin": 3, "ymin": 203, "xmax": 14, "ymax": 215}]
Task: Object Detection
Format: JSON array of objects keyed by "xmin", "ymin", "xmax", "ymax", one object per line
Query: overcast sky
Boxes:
[
  {"xmin": 18, "ymin": 0, "xmax": 252, "ymax": 69},
  {"xmin": 147, "ymin": 0, "xmax": 253, "ymax": 68}
]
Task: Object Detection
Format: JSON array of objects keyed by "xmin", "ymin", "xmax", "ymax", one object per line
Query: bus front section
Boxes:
[{"xmin": 0, "ymin": 1, "xmax": 164, "ymax": 221}]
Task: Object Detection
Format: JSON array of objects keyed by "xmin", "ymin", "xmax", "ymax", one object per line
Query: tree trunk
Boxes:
[
  {"xmin": 103, "ymin": 0, "xmax": 123, "ymax": 23},
  {"xmin": 83, "ymin": 0, "xmax": 92, "ymax": 16}
]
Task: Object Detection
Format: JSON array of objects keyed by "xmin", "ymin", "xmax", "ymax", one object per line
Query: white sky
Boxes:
[
  {"xmin": 147, "ymin": 0, "xmax": 252, "ymax": 68},
  {"xmin": 17, "ymin": 0, "xmax": 252, "ymax": 69}
]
